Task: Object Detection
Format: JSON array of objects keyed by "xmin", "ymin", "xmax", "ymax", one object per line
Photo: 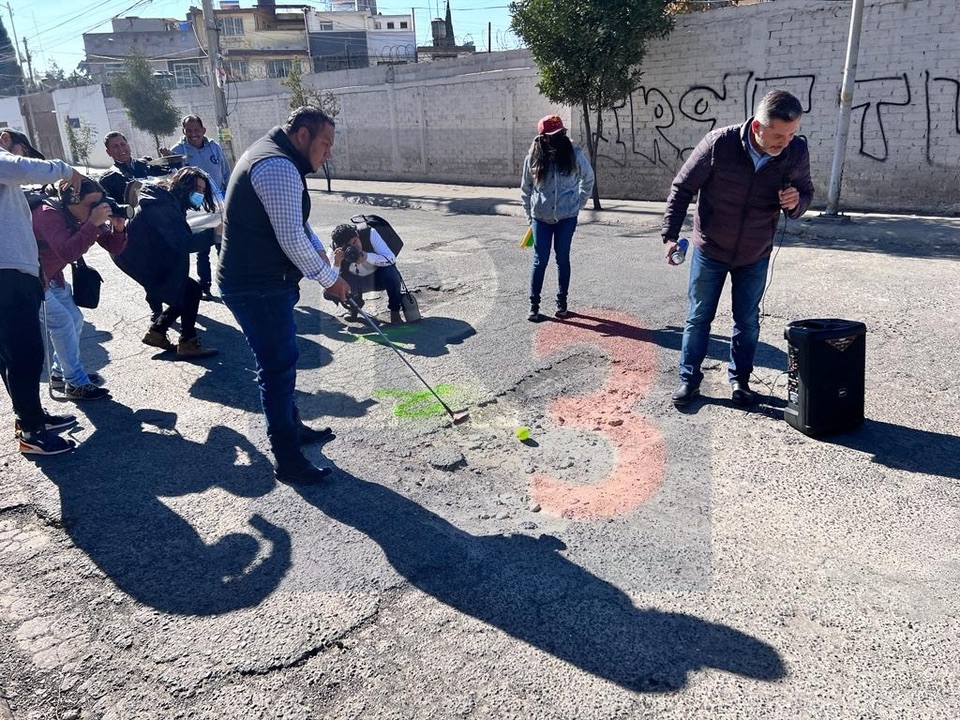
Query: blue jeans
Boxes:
[
  {"xmin": 221, "ymin": 285, "xmax": 303, "ymax": 466},
  {"xmin": 43, "ymin": 283, "xmax": 91, "ymax": 386},
  {"xmin": 529, "ymin": 216, "xmax": 577, "ymax": 308},
  {"xmin": 679, "ymin": 247, "xmax": 769, "ymax": 387}
]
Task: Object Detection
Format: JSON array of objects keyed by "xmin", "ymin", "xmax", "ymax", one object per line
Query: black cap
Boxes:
[{"xmin": 4, "ymin": 129, "xmax": 45, "ymax": 160}]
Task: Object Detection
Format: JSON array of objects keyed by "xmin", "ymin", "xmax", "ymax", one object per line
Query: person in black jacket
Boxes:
[
  {"xmin": 661, "ymin": 89, "xmax": 814, "ymax": 408},
  {"xmin": 99, "ymin": 131, "xmax": 173, "ymax": 322},
  {"xmin": 113, "ymin": 167, "xmax": 218, "ymax": 359},
  {"xmin": 98, "ymin": 131, "xmax": 171, "ymax": 206},
  {"xmin": 218, "ymin": 107, "xmax": 350, "ymax": 485}
]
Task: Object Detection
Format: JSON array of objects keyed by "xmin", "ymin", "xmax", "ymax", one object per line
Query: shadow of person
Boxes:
[
  {"xmin": 293, "ymin": 472, "xmax": 786, "ymax": 692},
  {"xmin": 559, "ymin": 314, "xmax": 786, "ymax": 371},
  {"xmin": 299, "ymin": 304, "xmax": 477, "ymax": 360},
  {"xmin": 824, "ymin": 419, "xmax": 960, "ymax": 480},
  {"xmin": 34, "ymin": 402, "xmax": 290, "ymax": 616},
  {"xmin": 188, "ymin": 313, "xmax": 335, "ymax": 412}
]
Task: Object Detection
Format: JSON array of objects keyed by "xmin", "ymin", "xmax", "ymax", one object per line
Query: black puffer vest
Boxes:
[{"xmin": 217, "ymin": 127, "xmax": 313, "ymax": 292}]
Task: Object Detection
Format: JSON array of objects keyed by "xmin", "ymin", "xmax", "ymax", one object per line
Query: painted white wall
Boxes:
[
  {"xmin": 0, "ymin": 97, "xmax": 26, "ymax": 132},
  {"xmin": 87, "ymin": 0, "xmax": 960, "ymax": 212},
  {"xmin": 51, "ymin": 85, "xmax": 114, "ymax": 168}
]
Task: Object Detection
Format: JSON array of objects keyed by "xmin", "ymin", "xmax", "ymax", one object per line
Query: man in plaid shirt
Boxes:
[{"xmin": 218, "ymin": 107, "xmax": 350, "ymax": 484}]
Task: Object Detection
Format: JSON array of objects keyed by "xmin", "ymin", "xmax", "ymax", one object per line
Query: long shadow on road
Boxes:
[
  {"xmin": 35, "ymin": 401, "xmax": 289, "ymax": 616},
  {"xmin": 294, "ymin": 471, "xmax": 786, "ymax": 692},
  {"xmin": 825, "ymin": 419, "xmax": 960, "ymax": 480}
]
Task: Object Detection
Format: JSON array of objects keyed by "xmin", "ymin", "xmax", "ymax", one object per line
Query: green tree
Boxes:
[
  {"xmin": 110, "ymin": 48, "xmax": 180, "ymax": 152},
  {"xmin": 64, "ymin": 116, "xmax": 97, "ymax": 167},
  {"xmin": 281, "ymin": 56, "xmax": 340, "ymax": 117},
  {"xmin": 510, "ymin": 0, "xmax": 674, "ymax": 209},
  {"xmin": 0, "ymin": 18, "xmax": 24, "ymax": 97}
]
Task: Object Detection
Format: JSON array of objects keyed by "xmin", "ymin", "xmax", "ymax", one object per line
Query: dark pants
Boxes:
[
  {"xmin": 342, "ymin": 264, "xmax": 403, "ymax": 311},
  {"xmin": 0, "ymin": 270, "xmax": 46, "ymax": 432},
  {"xmin": 221, "ymin": 285, "xmax": 303, "ymax": 466},
  {"xmin": 192, "ymin": 229, "xmax": 219, "ymax": 289},
  {"xmin": 150, "ymin": 279, "xmax": 203, "ymax": 340}
]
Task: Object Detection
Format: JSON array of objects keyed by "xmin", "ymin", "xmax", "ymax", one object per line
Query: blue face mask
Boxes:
[{"xmin": 189, "ymin": 191, "xmax": 204, "ymax": 209}]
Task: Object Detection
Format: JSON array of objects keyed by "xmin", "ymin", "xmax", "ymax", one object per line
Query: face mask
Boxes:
[{"xmin": 189, "ymin": 191, "xmax": 204, "ymax": 209}]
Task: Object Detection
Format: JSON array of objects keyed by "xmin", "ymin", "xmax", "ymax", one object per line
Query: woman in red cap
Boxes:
[{"xmin": 520, "ymin": 114, "xmax": 594, "ymax": 321}]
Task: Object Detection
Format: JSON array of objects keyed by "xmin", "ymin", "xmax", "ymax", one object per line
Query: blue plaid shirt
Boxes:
[{"xmin": 250, "ymin": 157, "xmax": 339, "ymax": 288}]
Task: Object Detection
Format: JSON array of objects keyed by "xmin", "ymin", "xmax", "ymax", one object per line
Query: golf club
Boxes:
[{"xmin": 344, "ymin": 297, "xmax": 470, "ymax": 425}]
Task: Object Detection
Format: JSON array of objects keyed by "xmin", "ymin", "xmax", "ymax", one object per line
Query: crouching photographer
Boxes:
[
  {"xmin": 31, "ymin": 179, "xmax": 128, "ymax": 400},
  {"xmin": 330, "ymin": 222, "xmax": 405, "ymax": 324}
]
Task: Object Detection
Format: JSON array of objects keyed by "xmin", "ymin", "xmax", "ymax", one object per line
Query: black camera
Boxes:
[
  {"xmin": 104, "ymin": 197, "xmax": 134, "ymax": 219},
  {"xmin": 342, "ymin": 244, "xmax": 362, "ymax": 264}
]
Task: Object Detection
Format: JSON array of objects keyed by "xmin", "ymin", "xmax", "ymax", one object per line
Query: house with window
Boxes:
[
  {"xmin": 82, "ymin": 16, "xmax": 206, "ymax": 89},
  {"xmin": 187, "ymin": 1, "xmax": 310, "ymax": 83},
  {"xmin": 306, "ymin": 5, "xmax": 415, "ymax": 72}
]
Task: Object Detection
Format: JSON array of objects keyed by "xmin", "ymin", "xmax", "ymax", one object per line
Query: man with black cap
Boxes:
[{"xmin": 0, "ymin": 128, "xmax": 86, "ymax": 454}]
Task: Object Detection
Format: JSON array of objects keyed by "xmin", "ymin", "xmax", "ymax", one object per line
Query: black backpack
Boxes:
[
  {"xmin": 350, "ymin": 214, "xmax": 404, "ymax": 257},
  {"xmin": 24, "ymin": 185, "xmax": 56, "ymax": 211}
]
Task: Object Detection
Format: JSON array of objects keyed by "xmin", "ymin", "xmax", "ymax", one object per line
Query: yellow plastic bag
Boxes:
[{"xmin": 519, "ymin": 226, "xmax": 534, "ymax": 249}]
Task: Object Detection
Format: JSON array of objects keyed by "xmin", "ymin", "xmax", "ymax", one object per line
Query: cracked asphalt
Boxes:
[{"xmin": 1, "ymin": 179, "xmax": 958, "ymax": 718}]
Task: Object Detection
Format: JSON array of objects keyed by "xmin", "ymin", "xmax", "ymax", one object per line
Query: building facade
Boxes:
[{"xmin": 82, "ymin": 17, "xmax": 206, "ymax": 89}]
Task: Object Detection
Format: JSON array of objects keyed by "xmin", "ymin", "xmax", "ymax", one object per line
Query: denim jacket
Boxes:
[{"xmin": 520, "ymin": 146, "xmax": 595, "ymax": 225}]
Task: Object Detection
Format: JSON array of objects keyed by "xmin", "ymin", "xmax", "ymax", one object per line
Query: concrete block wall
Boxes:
[
  {"xmin": 101, "ymin": 1, "xmax": 960, "ymax": 212},
  {"xmin": 586, "ymin": 0, "xmax": 960, "ymax": 212}
]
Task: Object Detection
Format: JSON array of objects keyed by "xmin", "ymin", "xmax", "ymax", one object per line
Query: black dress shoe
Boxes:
[
  {"xmin": 730, "ymin": 380, "xmax": 756, "ymax": 406},
  {"xmin": 298, "ymin": 424, "xmax": 333, "ymax": 445},
  {"xmin": 275, "ymin": 461, "xmax": 331, "ymax": 484},
  {"xmin": 671, "ymin": 382, "xmax": 700, "ymax": 407}
]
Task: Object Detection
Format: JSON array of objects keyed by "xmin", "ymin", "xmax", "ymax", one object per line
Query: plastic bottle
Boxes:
[{"xmin": 671, "ymin": 237, "xmax": 690, "ymax": 265}]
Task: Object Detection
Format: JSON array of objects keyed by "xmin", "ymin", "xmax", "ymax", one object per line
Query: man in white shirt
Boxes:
[{"xmin": 330, "ymin": 223, "xmax": 404, "ymax": 324}]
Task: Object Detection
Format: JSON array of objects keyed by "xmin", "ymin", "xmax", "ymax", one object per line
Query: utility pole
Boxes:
[
  {"xmin": 823, "ymin": 0, "xmax": 866, "ymax": 218},
  {"xmin": 201, "ymin": 0, "xmax": 235, "ymax": 165},
  {"xmin": 22, "ymin": 37, "xmax": 34, "ymax": 90},
  {"xmin": 4, "ymin": 3, "xmax": 25, "ymax": 90}
]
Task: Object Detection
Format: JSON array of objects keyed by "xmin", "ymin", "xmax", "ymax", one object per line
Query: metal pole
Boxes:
[
  {"xmin": 4, "ymin": 3, "xmax": 24, "ymax": 90},
  {"xmin": 22, "ymin": 37, "xmax": 35, "ymax": 91},
  {"xmin": 200, "ymin": 0, "xmax": 236, "ymax": 165},
  {"xmin": 823, "ymin": 0, "xmax": 866, "ymax": 217}
]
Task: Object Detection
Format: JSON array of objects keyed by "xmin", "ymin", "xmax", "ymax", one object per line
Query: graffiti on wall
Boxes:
[
  {"xmin": 598, "ymin": 69, "xmax": 960, "ymax": 171},
  {"xmin": 926, "ymin": 71, "xmax": 960, "ymax": 167},
  {"xmin": 598, "ymin": 72, "xmax": 815, "ymax": 169}
]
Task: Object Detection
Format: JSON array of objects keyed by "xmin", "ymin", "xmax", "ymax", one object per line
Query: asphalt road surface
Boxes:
[{"xmin": 1, "ymin": 184, "xmax": 957, "ymax": 718}]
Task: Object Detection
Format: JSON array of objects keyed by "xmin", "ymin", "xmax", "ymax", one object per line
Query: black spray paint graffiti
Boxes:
[
  {"xmin": 925, "ymin": 71, "xmax": 960, "ymax": 166},
  {"xmin": 851, "ymin": 73, "xmax": 911, "ymax": 162},
  {"xmin": 597, "ymin": 73, "xmax": 815, "ymax": 169},
  {"xmin": 597, "ymin": 70, "xmax": 960, "ymax": 170}
]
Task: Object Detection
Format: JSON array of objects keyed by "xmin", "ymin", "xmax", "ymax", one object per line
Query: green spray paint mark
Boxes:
[
  {"xmin": 353, "ymin": 324, "xmax": 417, "ymax": 348},
  {"xmin": 375, "ymin": 385, "xmax": 457, "ymax": 418}
]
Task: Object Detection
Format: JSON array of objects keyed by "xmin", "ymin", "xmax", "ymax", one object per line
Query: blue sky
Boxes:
[{"xmin": 5, "ymin": 0, "xmax": 521, "ymax": 77}]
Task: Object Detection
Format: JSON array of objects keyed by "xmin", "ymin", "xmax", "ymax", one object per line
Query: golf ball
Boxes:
[{"xmin": 515, "ymin": 426, "xmax": 531, "ymax": 441}]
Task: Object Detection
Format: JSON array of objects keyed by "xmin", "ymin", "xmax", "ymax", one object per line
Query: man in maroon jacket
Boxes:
[{"xmin": 661, "ymin": 89, "xmax": 814, "ymax": 408}]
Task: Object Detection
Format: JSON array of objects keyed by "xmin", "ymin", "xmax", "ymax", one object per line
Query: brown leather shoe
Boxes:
[
  {"xmin": 176, "ymin": 336, "xmax": 218, "ymax": 359},
  {"xmin": 142, "ymin": 329, "xmax": 175, "ymax": 351}
]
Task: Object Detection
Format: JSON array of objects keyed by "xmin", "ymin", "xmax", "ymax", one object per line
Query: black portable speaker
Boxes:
[{"xmin": 783, "ymin": 319, "xmax": 866, "ymax": 436}]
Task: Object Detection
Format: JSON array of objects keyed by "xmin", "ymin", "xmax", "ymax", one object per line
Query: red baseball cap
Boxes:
[{"xmin": 537, "ymin": 115, "xmax": 566, "ymax": 136}]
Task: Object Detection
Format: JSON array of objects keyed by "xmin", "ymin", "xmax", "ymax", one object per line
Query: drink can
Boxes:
[{"xmin": 671, "ymin": 237, "xmax": 690, "ymax": 265}]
